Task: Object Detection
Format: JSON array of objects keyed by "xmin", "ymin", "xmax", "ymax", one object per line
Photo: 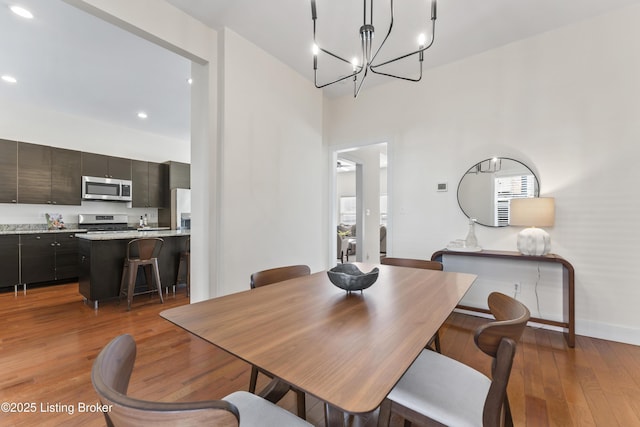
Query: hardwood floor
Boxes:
[{"xmin": 0, "ymin": 283, "xmax": 639, "ymax": 426}]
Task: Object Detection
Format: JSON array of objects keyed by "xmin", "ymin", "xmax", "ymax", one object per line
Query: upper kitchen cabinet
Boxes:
[
  {"xmin": 81, "ymin": 152, "xmax": 132, "ymax": 180},
  {"xmin": 166, "ymin": 161, "xmax": 190, "ymax": 189},
  {"xmin": 17, "ymin": 143, "xmax": 82, "ymax": 205},
  {"xmin": 51, "ymin": 148, "xmax": 82, "ymax": 205},
  {"xmin": 132, "ymin": 160, "xmax": 168, "ymax": 208},
  {"xmin": 0, "ymin": 139, "xmax": 18, "ymax": 204},
  {"xmin": 18, "ymin": 143, "xmax": 50, "ymax": 204}
]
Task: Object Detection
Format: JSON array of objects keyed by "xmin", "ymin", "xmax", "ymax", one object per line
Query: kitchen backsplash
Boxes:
[{"xmin": 0, "ymin": 201, "xmax": 159, "ymax": 228}]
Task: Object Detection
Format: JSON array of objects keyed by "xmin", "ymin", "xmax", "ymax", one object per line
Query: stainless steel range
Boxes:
[{"xmin": 78, "ymin": 214, "xmax": 134, "ymax": 233}]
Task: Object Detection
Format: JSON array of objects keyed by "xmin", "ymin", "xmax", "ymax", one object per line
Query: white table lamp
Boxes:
[{"xmin": 509, "ymin": 197, "xmax": 555, "ymax": 256}]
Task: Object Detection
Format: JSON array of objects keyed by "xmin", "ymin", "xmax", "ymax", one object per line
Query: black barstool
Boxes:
[{"xmin": 119, "ymin": 238, "xmax": 164, "ymax": 310}]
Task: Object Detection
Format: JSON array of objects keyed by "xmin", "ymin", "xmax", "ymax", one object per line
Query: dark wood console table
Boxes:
[{"xmin": 431, "ymin": 249, "xmax": 575, "ymax": 348}]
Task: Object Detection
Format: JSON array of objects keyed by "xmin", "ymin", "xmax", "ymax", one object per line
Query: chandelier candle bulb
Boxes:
[
  {"xmin": 312, "ymin": 44, "xmax": 318, "ymax": 69},
  {"xmin": 418, "ymin": 33, "xmax": 427, "ymax": 48}
]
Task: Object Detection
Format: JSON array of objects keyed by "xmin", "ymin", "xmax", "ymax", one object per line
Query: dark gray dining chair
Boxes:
[
  {"xmin": 377, "ymin": 292, "xmax": 530, "ymax": 427},
  {"xmin": 92, "ymin": 334, "xmax": 312, "ymax": 427}
]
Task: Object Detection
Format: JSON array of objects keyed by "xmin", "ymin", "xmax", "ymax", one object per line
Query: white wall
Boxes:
[
  {"xmin": 0, "ymin": 97, "xmax": 189, "ymax": 162},
  {"xmin": 324, "ymin": 5, "xmax": 640, "ymax": 345},
  {"xmin": 217, "ymin": 29, "xmax": 325, "ymax": 296},
  {"xmin": 337, "ymin": 168, "xmax": 388, "ymax": 202}
]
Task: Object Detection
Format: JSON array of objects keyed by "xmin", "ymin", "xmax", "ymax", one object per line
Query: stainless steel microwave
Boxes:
[{"xmin": 82, "ymin": 176, "xmax": 132, "ymax": 202}]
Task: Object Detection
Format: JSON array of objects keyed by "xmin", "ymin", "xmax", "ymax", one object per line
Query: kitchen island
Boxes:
[{"xmin": 77, "ymin": 230, "xmax": 190, "ymax": 308}]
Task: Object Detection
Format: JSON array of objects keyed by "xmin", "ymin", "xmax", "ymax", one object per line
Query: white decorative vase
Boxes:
[
  {"xmin": 465, "ymin": 218, "xmax": 478, "ymax": 248},
  {"xmin": 517, "ymin": 227, "xmax": 550, "ymax": 256}
]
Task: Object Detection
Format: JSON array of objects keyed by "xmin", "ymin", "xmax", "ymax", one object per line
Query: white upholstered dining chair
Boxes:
[{"xmin": 377, "ymin": 292, "xmax": 530, "ymax": 427}]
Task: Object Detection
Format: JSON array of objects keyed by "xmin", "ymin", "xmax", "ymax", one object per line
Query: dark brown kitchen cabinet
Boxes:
[
  {"xmin": 17, "ymin": 143, "xmax": 81, "ymax": 205},
  {"xmin": 132, "ymin": 160, "xmax": 168, "ymax": 208},
  {"xmin": 166, "ymin": 161, "xmax": 190, "ymax": 189},
  {"xmin": 54, "ymin": 233, "xmax": 81, "ymax": 280},
  {"xmin": 78, "ymin": 238, "xmax": 124, "ymax": 302},
  {"xmin": 132, "ymin": 160, "xmax": 149, "ymax": 207},
  {"xmin": 0, "ymin": 235, "xmax": 19, "ymax": 289},
  {"xmin": 81, "ymin": 152, "xmax": 132, "ymax": 180},
  {"xmin": 20, "ymin": 234, "xmax": 55, "ymax": 284},
  {"xmin": 18, "ymin": 143, "xmax": 51, "ymax": 204},
  {"xmin": 51, "ymin": 148, "xmax": 82, "ymax": 205},
  {"xmin": 148, "ymin": 162, "xmax": 167, "ymax": 207},
  {"xmin": 20, "ymin": 233, "xmax": 80, "ymax": 284},
  {"xmin": 0, "ymin": 139, "xmax": 18, "ymax": 204}
]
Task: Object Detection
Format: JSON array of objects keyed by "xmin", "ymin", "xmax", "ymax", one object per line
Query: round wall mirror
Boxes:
[{"xmin": 457, "ymin": 158, "xmax": 539, "ymax": 227}]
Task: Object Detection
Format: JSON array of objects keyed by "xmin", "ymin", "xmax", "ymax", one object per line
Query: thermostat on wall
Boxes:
[{"xmin": 437, "ymin": 182, "xmax": 448, "ymax": 192}]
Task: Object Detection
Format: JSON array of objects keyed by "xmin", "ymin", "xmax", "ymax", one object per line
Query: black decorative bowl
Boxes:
[{"xmin": 327, "ymin": 264, "xmax": 379, "ymax": 293}]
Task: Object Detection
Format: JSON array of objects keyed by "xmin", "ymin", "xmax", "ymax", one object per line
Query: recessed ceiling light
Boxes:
[
  {"xmin": 137, "ymin": 111, "xmax": 148, "ymax": 119},
  {"xmin": 187, "ymin": 78, "xmax": 193, "ymax": 85},
  {"xmin": 10, "ymin": 5, "xmax": 34, "ymax": 19},
  {"xmin": 1, "ymin": 75, "xmax": 17, "ymax": 84}
]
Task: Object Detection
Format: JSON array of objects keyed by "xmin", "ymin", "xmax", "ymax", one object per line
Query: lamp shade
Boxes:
[{"xmin": 509, "ymin": 197, "xmax": 555, "ymax": 227}]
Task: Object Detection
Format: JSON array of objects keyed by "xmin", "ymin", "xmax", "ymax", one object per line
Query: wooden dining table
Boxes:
[{"xmin": 160, "ymin": 262, "xmax": 476, "ymax": 426}]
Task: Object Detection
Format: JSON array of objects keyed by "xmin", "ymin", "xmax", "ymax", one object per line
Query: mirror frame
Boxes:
[{"xmin": 456, "ymin": 157, "xmax": 540, "ymax": 227}]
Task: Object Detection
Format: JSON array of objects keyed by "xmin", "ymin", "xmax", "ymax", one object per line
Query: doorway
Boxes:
[{"xmin": 333, "ymin": 143, "xmax": 388, "ymax": 264}]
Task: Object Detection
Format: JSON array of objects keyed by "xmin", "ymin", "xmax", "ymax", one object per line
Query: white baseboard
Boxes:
[
  {"xmin": 576, "ymin": 320, "xmax": 640, "ymax": 346},
  {"xmin": 454, "ymin": 308, "xmax": 640, "ymax": 346}
]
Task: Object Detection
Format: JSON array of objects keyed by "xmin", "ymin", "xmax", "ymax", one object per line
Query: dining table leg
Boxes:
[
  {"xmin": 324, "ymin": 406, "xmax": 380, "ymax": 427},
  {"xmin": 376, "ymin": 399, "xmax": 391, "ymax": 427},
  {"xmin": 256, "ymin": 377, "xmax": 291, "ymax": 403},
  {"xmin": 325, "ymin": 403, "xmax": 346, "ymax": 427}
]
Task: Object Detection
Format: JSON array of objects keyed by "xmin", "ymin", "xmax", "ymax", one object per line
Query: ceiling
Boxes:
[
  {"xmin": 166, "ymin": 0, "xmax": 640, "ymax": 96},
  {"xmin": 2, "ymin": 0, "xmax": 640, "ymax": 142},
  {"xmin": 0, "ymin": 0, "xmax": 192, "ymax": 141}
]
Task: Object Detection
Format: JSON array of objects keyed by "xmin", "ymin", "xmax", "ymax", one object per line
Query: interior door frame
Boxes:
[{"xmin": 330, "ymin": 141, "xmax": 391, "ymax": 265}]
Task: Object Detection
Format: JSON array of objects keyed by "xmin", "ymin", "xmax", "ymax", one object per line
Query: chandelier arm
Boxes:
[
  {"xmin": 314, "ymin": 47, "xmax": 365, "ymax": 89},
  {"xmin": 368, "ymin": 0, "xmax": 394, "ymax": 67},
  {"xmin": 313, "ymin": 0, "xmax": 364, "ymax": 89},
  {"xmin": 363, "ymin": 0, "xmax": 367, "ymax": 25},
  {"xmin": 368, "ymin": 65, "xmax": 423, "ymax": 83},
  {"xmin": 353, "ymin": 34, "xmax": 368, "ymax": 97},
  {"xmin": 312, "ymin": 2, "xmax": 352, "ymax": 67},
  {"xmin": 370, "ymin": 21, "xmax": 436, "ymax": 69},
  {"xmin": 319, "ymin": 47, "xmax": 355, "ymax": 67},
  {"xmin": 314, "ymin": 71, "xmax": 356, "ymax": 89},
  {"xmin": 354, "ymin": 64, "xmax": 370, "ymax": 98}
]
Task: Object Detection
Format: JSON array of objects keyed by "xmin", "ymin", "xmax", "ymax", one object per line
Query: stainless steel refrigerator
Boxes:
[{"xmin": 171, "ymin": 188, "xmax": 191, "ymax": 230}]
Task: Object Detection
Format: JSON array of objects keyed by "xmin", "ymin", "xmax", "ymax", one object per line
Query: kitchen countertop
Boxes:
[
  {"xmin": 0, "ymin": 228, "xmax": 88, "ymax": 235},
  {"xmin": 76, "ymin": 229, "xmax": 190, "ymax": 241}
]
